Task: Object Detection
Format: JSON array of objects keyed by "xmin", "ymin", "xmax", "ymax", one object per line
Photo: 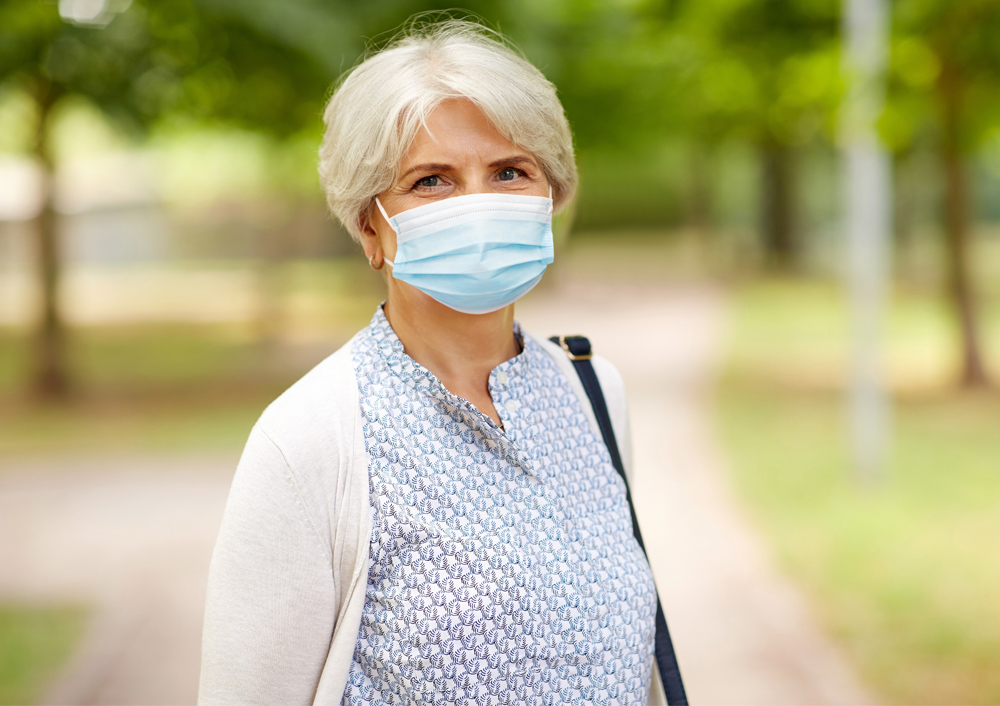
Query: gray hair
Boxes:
[{"xmin": 318, "ymin": 19, "xmax": 577, "ymax": 242}]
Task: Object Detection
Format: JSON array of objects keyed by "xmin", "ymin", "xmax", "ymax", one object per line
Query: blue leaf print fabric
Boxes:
[{"xmin": 344, "ymin": 307, "xmax": 656, "ymax": 705}]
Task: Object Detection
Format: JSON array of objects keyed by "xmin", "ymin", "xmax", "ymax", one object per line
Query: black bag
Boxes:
[{"xmin": 550, "ymin": 335, "xmax": 688, "ymax": 706}]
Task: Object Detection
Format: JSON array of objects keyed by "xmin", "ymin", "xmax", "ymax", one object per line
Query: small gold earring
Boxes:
[{"xmin": 368, "ymin": 254, "xmax": 384, "ymax": 271}]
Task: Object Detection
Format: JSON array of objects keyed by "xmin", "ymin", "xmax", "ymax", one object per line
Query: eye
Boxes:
[
  {"xmin": 414, "ymin": 175, "xmax": 441, "ymax": 188},
  {"xmin": 497, "ymin": 167, "xmax": 522, "ymax": 181}
]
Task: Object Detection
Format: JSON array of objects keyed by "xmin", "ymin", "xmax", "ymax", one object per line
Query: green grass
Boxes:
[
  {"xmin": 0, "ymin": 324, "xmax": 307, "ymax": 459},
  {"xmin": 717, "ymin": 279, "xmax": 1000, "ymax": 705},
  {"xmin": 0, "ymin": 380, "xmax": 293, "ymax": 459},
  {"xmin": 0, "ymin": 259, "xmax": 385, "ymax": 460},
  {"xmin": 0, "ymin": 605, "xmax": 86, "ymax": 705}
]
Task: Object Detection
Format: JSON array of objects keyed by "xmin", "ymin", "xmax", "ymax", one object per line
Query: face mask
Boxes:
[{"xmin": 375, "ymin": 189, "xmax": 554, "ymax": 315}]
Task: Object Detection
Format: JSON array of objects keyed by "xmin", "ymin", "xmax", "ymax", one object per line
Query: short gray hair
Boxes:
[{"xmin": 318, "ymin": 19, "xmax": 577, "ymax": 242}]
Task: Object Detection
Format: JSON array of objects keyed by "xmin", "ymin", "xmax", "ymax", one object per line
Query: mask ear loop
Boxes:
[
  {"xmin": 547, "ymin": 185, "xmax": 553, "ymax": 214},
  {"xmin": 373, "ymin": 197, "xmax": 395, "ymax": 268}
]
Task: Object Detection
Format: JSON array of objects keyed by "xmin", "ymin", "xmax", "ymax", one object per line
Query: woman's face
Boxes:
[{"xmin": 363, "ymin": 98, "xmax": 550, "ymax": 275}]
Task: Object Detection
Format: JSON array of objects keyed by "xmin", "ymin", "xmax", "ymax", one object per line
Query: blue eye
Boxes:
[
  {"xmin": 415, "ymin": 175, "xmax": 440, "ymax": 188},
  {"xmin": 498, "ymin": 168, "xmax": 519, "ymax": 181}
]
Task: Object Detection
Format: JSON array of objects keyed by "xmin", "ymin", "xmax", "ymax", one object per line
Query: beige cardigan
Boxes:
[{"xmin": 198, "ymin": 332, "xmax": 666, "ymax": 705}]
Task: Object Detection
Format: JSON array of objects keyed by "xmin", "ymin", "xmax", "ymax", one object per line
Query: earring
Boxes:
[{"xmin": 368, "ymin": 254, "xmax": 384, "ymax": 271}]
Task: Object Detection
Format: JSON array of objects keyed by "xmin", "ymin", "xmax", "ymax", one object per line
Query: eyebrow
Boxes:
[
  {"xmin": 398, "ymin": 162, "xmax": 453, "ymax": 181},
  {"xmin": 488, "ymin": 155, "xmax": 538, "ymax": 169},
  {"xmin": 397, "ymin": 155, "xmax": 538, "ymax": 182}
]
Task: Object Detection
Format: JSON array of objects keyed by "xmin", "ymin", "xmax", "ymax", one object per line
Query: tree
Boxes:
[
  {"xmin": 887, "ymin": 0, "xmax": 1000, "ymax": 387},
  {"xmin": 700, "ymin": 0, "xmax": 840, "ymax": 269},
  {"xmin": 0, "ymin": 0, "xmax": 356, "ymax": 397},
  {"xmin": 535, "ymin": 0, "xmax": 842, "ymax": 266},
  {"xmin": 1, "ymin": 1, "xmax": 153, "ymax": 396}
]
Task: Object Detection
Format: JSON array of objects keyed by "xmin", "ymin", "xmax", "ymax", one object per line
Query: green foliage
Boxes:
[
  {"xmin": 886, "ymin": 0, "xmax": 1000, "ymax": 154},
  {"xmin": 668, "ymin": 0, "xmax": 841, "ymax": 146},
  {"xmin": 0, "ymin": 605, "xmax": 86, "ymax": 705},
  {"xmin": 3, "ymin": 0, "xmax": 1000, "ymax": 203},
  {"xmin": 0, "ymin": 0, "xmax": 358, "ymax": 140}
]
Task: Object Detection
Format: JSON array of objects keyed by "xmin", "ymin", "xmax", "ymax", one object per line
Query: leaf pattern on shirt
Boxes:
[{"xmin": 345, "ymin": 308, "xmax": 656, "ymax": 706}]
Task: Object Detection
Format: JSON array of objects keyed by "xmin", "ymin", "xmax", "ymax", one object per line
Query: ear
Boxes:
[{"xmin": 357, "ymin": 208, "xmax": 380, "ymax": 258}]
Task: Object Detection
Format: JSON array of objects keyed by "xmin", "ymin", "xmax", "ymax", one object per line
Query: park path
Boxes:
[
  {"xmin": 0, "ymin": 457, "xmax": 234, "ymax": 705},
  {"xmin": 0, "ymin": 282, "xmax": 874, "ymax": 705}
]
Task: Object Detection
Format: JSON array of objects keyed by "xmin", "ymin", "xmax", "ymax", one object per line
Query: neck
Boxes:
[{"xmin": 383, "ymin": 289, "xmax": 519, "ymax": 403}]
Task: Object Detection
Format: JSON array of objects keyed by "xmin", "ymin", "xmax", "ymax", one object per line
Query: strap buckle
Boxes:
[{"xmin": 557, "ymin": 335, "xmax": 592, "ymax": 361}]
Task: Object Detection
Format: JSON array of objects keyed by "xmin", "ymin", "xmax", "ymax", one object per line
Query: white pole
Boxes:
[{"xmin": 842, "ymin": 0, "xmax": 892, "ymax": 484}]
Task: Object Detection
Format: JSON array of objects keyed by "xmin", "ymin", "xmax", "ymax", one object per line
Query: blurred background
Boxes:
[{"xmin": 1, "ymin": 0, "xmax": 999, "ymax": 704}]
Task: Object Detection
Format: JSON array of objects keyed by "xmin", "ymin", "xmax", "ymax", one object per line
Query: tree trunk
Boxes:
[
  {"xmin": 254, "ymin": 206, "xmax": 286, "ymax": 350},
  {"xmin": 687, "ymin": 143, "xmax": 713, "ymax": 262},
  {"xmin": 760, "ymin": 138, "xmax": 798, "ymax": 271},
  {"xmin": 31, "ymin": 80, "xmax": 69, "ymax": 398},
  {"xmin": 892, "ymin": 147, "xmax": 916, "ymax": 275},
  {"xmin": 939, "ymin": 68, "xmax": 989, "ymax": 387}
]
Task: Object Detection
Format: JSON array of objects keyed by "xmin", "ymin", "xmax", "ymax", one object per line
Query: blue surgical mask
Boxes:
[{"xmin": 375, "ymin": 189, "xmax": 555, "ymax": 315}]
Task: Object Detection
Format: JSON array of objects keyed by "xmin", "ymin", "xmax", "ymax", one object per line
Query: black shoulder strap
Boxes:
[{"xmin": 550, "ymin": 335, "xmax": 688, "ymax": 706}]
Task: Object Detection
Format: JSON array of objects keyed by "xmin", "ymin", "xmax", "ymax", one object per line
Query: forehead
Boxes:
[{"xmin": 401, "ymin": 99, "xmax": 533, "ymax": 166}]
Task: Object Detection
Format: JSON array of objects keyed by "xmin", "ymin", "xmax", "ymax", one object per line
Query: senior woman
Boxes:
[{"xmin": 199, "ymin": 19, "xmax": 681, "ymax": 706}]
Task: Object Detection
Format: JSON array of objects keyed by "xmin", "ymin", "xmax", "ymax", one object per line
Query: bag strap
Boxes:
[{"xmin": 550, "ymin": 335, "xmax": 688, "ymax": 706}]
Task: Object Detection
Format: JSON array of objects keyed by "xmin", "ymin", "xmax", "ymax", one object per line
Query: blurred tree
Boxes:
[
  {"xmin": 532, "ymin": 0, "xmax": 842, "ymax": 266},
  {"xmin": 691, "ymin": 0, "xmax": 840, "ymax": 269},
  {"xmin": 885, "ymin": 0, "xmax": 1000, "ymax": 387},
  {"xmin": 12, "ymin": 0, "xmax": 991, "ymax": 394},
  {"xmin": 0, "ymin": 0, "xmax": 359, "ymax": 397},
  {"xmin": 0, "ymin": 0, "xmax": 146, "ymax": 397}
]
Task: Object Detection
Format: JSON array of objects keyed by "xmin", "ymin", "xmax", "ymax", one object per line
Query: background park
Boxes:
[{"xmin": 1, "ymin": 0, "xmax": 999, "ymax": 703}]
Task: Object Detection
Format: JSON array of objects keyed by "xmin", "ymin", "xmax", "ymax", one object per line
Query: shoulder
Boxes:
[
  {"xmin": 530, "ymin": 333, "xmax": 627, "ymax": 399},
  {"xmin": 224, "ymin": 329, "xmax": 373, "ymax": 576},
  {"xmin": 527, "ymin": 331, "xmax": 635, "ymax": 482},
  {"xmin": 528, "ymin": 332, "xmax": 628, "ymax": 431},
  {"xmin": 235, "ymin": 333, "xmax": 368, "ymax": 548},
  {"xmin": 255, "ymin": 333, "xmax": 362, "ymax": 467}
]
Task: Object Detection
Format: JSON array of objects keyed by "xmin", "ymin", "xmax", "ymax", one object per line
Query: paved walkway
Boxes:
[
  {"xmin": 0, "ymin": 283, "xmax": 875, "ymax": 705},
  {"xmin": 0, "ymin": 457, "xmax": 233, "ymax": 705}
]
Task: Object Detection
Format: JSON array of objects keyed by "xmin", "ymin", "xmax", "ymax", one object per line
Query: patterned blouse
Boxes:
[{"xmin": 343, "ymin": 308, "xmax": 656, "ymax": 705}]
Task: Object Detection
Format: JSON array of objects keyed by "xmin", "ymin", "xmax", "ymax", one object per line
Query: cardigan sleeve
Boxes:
[{"xmin": 198, "ymin": 424, "xmax": 338, "ymax": 705}]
